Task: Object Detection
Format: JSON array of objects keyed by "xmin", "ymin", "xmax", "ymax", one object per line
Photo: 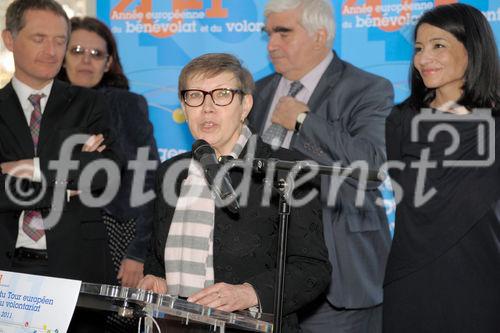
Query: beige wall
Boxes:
[{"xmin": 0, "ymin": 0, "xmax": 96, "ymax": 88}]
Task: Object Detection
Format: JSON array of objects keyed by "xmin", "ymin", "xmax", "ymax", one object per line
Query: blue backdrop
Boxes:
[
  {"xmin": 97, "ymin": 0, "xmax": 500, "ymax": 160},
  {"xmin": 97, "ymin": 0, "xmax": 500, "ymax": 234}
]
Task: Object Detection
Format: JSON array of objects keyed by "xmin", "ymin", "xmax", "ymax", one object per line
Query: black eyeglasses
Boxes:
[
  {"xmin": 68, "ymin": 45, "xmax": 108, "ymax": 60},
  {"xmin": 181, "ymin": 88, "xmax": 243, "ymax": 107}
]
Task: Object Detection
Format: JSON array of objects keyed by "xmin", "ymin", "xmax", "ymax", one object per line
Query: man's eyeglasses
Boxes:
[
  {"xmin": 181, "ymin": 88, "xmax": 243, "ymax": 107},
  {"xmin": 68, "ymin": 45, "xmax": 108, "ymax": 60}
]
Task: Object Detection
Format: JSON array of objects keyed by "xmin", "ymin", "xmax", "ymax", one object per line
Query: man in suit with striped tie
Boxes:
[
  {"xmin": 248, "ymin": 0, "xmax": 394, "ymax": 332},
  {"xmin": 0, "ymin": 0, "xmax": 121, "ymax": 288}
]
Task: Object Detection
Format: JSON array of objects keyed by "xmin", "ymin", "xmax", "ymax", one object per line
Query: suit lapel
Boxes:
[
  {"xmin": 290, "ymin": 52, "xmax": 344, "ymax": 148},
  {"xmin": 0, "ymin": 82, "xmax": 35, "ymax": 157},
  {"xmin": 38, "ymin": 80, "xmax": 73, "ymax": 156},
  {"xmin": 252, "ymin": 75, "xmax": 281, "ymax": 135},
  {"xmin": 252, "ymin": 52, "xmax": 343, "ymax": 135},
  {"xmin": 307, "ymin": 51, "xmax": 344, "ymax": 113}
]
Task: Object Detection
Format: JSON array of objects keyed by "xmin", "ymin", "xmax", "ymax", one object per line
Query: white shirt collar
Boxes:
[{"xmin": 11, "ymin": 76, "xmax": 53, "ymax": 114}]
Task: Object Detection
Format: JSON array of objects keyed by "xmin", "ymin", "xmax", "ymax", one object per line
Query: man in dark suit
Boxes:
[
  {"xmin": 0, "ymin": 0, "xmax": 121, "ymax": 287},
  {"xmin": 248, "ymin": 0, "xmax": 393, "ymax": 332}
]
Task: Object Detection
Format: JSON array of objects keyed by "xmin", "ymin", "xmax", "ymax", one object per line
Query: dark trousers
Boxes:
[
  {"xmin": 299, "ymin": 296, "xmax": 382, "ymax": 333},
  {"xmin": 11, "ymin": 250, "xmax": 50, "ymax": 276}
]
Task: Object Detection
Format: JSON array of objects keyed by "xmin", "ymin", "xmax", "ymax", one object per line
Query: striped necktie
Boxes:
[
  {"xmin": 22, "ymin": 93, "xmax": 45, "ymax": 241},
  {"xmin": 261, "ymin": 80, "xmax": 304, "ymax": 149}
]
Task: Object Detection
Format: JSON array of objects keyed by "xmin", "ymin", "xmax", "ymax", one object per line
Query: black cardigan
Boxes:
[{"xmin": 144, "ymin": 137, "xmax": 331, "ymax": 332}]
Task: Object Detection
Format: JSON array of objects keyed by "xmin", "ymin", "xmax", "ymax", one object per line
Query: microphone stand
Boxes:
[
  {"xmin": 271, "ymin": 168, "xmax": 291, "ymax": 333},
  {"xmin": 223, "ymin": 157, "xmax": 383, "ymax": 333}
]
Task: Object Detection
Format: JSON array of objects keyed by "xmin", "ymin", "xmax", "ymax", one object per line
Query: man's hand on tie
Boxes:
[{"xmin": 271, "ymin": 96, "xmax": 309, "ymax": 130}]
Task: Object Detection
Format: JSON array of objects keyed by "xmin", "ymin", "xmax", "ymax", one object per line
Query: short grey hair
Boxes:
[{"xmin": 264, "ymin": 0, "xmax": 335, "ymax": 47}]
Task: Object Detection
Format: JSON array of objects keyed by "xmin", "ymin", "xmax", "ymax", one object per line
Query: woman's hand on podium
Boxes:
[
  {"xmin": 117, "ymin": 258, "xmax": 144, "ymax": 288},
  {"xmin": 187, "ymin": 282, "xmax": 258, "ymax": 312},
  {"xmin": 137, "ymin": 274, "xmax": 168, "ymax": 294}
]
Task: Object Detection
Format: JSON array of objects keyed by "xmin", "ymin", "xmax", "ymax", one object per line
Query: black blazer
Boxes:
[
  {"xmin": 144, "ymin": 137, "xmax": 331, "ymax": 332},
  {"xmin": 249, "ymin": 52, "xmax": 393, "ymax": 308},
  {"xmin": 99, "ymin": 87, "xmax": 159, "ymax": 262},
  {"xmin": 0, "ymin": 79, "xmax": 122, "ymax": 283}
]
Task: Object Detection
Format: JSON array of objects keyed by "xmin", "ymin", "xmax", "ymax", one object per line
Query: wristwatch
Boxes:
[{"xmin": 295, "ymin": 112, "xmax": 307, "ymax": 132}]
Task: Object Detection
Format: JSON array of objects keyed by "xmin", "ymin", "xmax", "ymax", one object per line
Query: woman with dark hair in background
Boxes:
[
  {"xmin": 57, "ymin": 17, "xmax": 159, "ymax": 288},
  {"xmin": 383, "ymin": 3, "xmax": 500, "ymax": 332},
  {"xmin": 58, "ymin": 17, "xmax": 159, "ymax": 332}
]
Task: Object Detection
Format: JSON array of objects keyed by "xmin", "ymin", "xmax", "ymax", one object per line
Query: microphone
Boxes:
[
  {"xmin": 192, "ymin": 139, "xmax": 240, "ymax": 214},
  {"xmin": 251, "ymin": 158, "xmax": 384, "ymax": 182}
]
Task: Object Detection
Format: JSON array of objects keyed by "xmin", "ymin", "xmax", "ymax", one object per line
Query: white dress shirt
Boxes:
[{"xmin": 11, "ymin": 76, "xmax": 53, "ymax": 250}]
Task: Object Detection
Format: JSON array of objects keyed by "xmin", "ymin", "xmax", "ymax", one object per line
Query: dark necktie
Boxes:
[
  {"xmin": 22, "ymin": 94, "xmax": 45, "ymax": 241},
  {"xmin": 262, "ymin": 81, "xmax": 304, "ymax": 149}
]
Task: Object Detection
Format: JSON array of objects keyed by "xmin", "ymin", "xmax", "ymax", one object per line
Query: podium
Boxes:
[{"xmin": 77, "ymin": 282, "xmax": 273, "ymax": 332}]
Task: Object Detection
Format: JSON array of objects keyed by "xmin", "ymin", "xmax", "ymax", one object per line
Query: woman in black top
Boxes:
[
  {"xmin": 383, "ymin": 4, "xmax": 500, "ymax": 332},
  {"xmin": 58, "ymin": 17, "xmax": 159, "ymax": 288},
  {"xmin": 138, "ymin": 53, "xmax": 331, "ymax": 332}
]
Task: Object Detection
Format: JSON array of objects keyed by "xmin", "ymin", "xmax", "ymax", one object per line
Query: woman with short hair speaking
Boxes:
[{"xmin": 138, "ymin": 53, "xmax": 331, "ymax": 332}]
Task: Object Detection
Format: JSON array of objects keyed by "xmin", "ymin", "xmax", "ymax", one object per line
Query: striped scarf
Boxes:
[{"xmin": 164, "ymin": 125, "xmax": 252, "ymax": 297}]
